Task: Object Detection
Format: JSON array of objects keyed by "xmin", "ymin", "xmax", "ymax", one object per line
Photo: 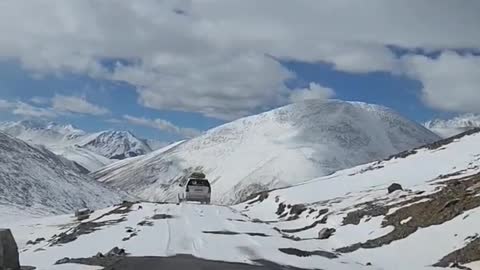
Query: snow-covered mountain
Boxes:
[
  {"xmin": 0, "ymin": 132, "xmax": 125, "ymax": 219},
  {"xmin": 7, "ymin": 129, "xmax": 480, "ymax": 270},
  {"xmin": 94, "ymin": 100, "xmax": 440, "ymax": 204},
  {"xmin": 0, "ymin": 120, "xmax": 153, "ymax": 171},
  {"xmin": 425, "ymin": 114, "xmax": 480, "ymax": 138},
  {"xmin": 81, "ymin": 130, "xmax": 152, "ymax": 159}
]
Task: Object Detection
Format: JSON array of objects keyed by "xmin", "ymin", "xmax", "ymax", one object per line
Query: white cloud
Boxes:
[
  {"xmin": 123, "ymin": 115, "xmax": 201, "ymax": 138},
  {"xmin": 0, "ymin": 99, "xmax": 14, "ymax": 110},
  {"xmin": 12, "ymin": 102, "xmax": 57, "ymax": 118},
  {"xmin": 29, "ymin": 96, "xmax": 50, "ymax": 105},
  {"xmin": 52, "ymin": 95, "xmax": 109, "ymax": 116},
  {"xmin": 0, "ymin": 99, "xmax": 57, "ymax": 118},
  {"xmin": 0, "ymin": 1, "xmax": 479, "ymax": 118},
  {"xmin": 290, "ymin": 83, "xmax": 335, "ymax": 103},
  {"xmin": 402, "ymin": 51, "xmax": 480, "ymax": 113}
]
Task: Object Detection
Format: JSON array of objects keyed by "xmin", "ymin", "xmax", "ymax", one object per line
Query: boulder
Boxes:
[
  {"xmin": 318, "ymin": 228, "xmax": 336, "ymax": 239},
  {"xmin": 388, "ymin": 183, "xmax": 403, "ymax": 194},
  {"xmin": 0, "ymin": 229, "xmax": 20, "ymax": 270}
]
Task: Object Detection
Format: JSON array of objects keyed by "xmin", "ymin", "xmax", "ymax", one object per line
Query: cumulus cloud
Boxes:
[
  {"xmin": 123, "ymin": 115, "xmax": 201, "ymax": 138},
  {"xmin": 0, "ymin": 1, "xmax": 479, "ymax": 118},
  {"xmin": 52, "ymin": 95, "xmax": 109, "ymax": 116},
  {"xmin": 402, "ymin": 51, "xmax": 480, "ymax": 113},
  {"xmin": 290, "ymin": 83, "xmax": 335, "ymax": 103}
]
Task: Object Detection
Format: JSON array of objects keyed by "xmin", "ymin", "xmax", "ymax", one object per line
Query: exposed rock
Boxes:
[
  {"xmin": 106, "ymin": 247, "xmax": 126, "ymax": 257},
  {"xmin": 26, "ymin": 237, "xmax": 45, "ymax": 246},
  {"xmin": 440, "ymin": 198, "xmax": 460, "ymax": 211},
  {"xmin": 55, "ymin": 257, "xmax": 71, "ymax": 264},
  {"xmin": 276, "ymin": 203, "xmax": 286, "ymax": 216},
  {"xmin": 316, "ymin": 208, "xmax": 329, "ymax": 219},
  {"xmin": 0, "ymin": 229, "xmax": 20, "ymax": 270},
  {"xmin": 279, "ymin": 248, "xmax": 338, "ymax": 259},
  {"xmin": 289, "ymin": 204, "xmax": 307, "ymax": 216},
  {"xmin": 151, "ymin": 214, "xmax": 174, "ymax": 220},
  {"xmin": 137, "ymin": 220, "xmax": 153, "ymax": 226},
  {"xmin": 281, "ymin": 220, "xmax": 326, "ymax": 234},
  {"xmin": 388, "ymin": 183, "xmax": 403, "ymax": 194},
  {"xmin": 434, "ymin": 237, "xmax": 480, "ymax": 268},
  {"xmin": 318, "ymin": 228, "xmax": 336, "ymax": 239}
]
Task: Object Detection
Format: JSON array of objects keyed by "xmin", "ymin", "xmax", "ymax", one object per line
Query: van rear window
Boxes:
[{"xmin": 187, "ymin": 179, "xmax": 210, "ymax": 187}]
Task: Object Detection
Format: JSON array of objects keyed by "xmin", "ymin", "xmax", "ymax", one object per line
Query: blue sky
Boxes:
[
  {"xmin": 0, "ymin": 1, "xmax": 479, "ymax": 141},
  {"xmin": 0, "ymin": 58, "xmax": 456, "ymax": 140}
]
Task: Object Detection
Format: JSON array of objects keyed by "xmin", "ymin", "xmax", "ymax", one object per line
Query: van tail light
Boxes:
[{"xmin": 186, "ymin": 187, "xmax": 189, "ymax": 192}]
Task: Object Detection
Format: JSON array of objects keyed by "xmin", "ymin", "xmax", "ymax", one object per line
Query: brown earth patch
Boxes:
[
  {"xmin": 434, "ymin": 236, "xmax": 480, "ymax": 268},
  {"xmin": 337, "ymin": 173, "xmax": 480, "ymax": 253}
]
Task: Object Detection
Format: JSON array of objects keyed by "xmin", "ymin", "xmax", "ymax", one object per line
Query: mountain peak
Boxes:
[{"xmin": 82, "ymin": 129, "xmax": 152, "ymax": 160}]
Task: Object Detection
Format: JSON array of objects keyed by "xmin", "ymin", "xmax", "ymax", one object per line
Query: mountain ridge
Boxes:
[
  {"xmin": 0, "ymin": 120, "xmax": 160, "ymax": 171},
  {"xmin": 425, "ymin": 113, "xmax": 480, "ymax": 138},
  {"xmin": 94, "ymin": 100, "xmax": 440, "ymax": 204}
]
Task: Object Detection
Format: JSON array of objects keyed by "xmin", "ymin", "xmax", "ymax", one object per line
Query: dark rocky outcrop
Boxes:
[
  {"xmin": 318, "ymin": 228, "xmax": 336, "ymax": 239},
  {"xmin": 388, "ymin": 183, "xmax": 403, "ymax": 194},
  {"xmin": 0, "ymin": 229, "xmax": 20, "ymax": 270}
]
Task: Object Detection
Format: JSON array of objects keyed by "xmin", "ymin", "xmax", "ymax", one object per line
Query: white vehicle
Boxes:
[{"xmin": 181, "ymin": 174, "xmax": 211, "ymax": 204}]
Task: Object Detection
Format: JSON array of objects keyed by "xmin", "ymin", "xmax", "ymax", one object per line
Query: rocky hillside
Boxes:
[
  {"xmin": 0, "ymin": 132, "xmax": 125, "ymax": 219},
  {"xmin": 241, "ymin": 128, "xmax": 480, "ymax": 269},
  {"xmin": 94, "ymin": 100, "xmax": 440, "ymax": 204}
]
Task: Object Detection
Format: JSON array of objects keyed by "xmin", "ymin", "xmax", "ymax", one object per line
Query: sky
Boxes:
[{"xmin": 0, "ymin": 0, "xmax": 479, "ymax": 141}]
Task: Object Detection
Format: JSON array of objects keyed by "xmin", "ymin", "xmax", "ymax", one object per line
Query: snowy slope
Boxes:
[
  {"xmin": 5, "ymin": 130, "xmax": 480, "ymax": 270},
  {"xmin": 7, "ymin": 202, "xmax": 370, "ymax": 270},
  {"xmin": 425, "ymin": 114, "xmax": 480, "ymax": 138},
  {"xmin": 47, "ymin": 145, "xmax": 113, "ymax": 172},
  {"xmin": 0, "ymin": 132, "xmax": 125, "ymax": 218},
  {"xmin": 0, "ymin": 120, "xmax": 153, "ymax": 171},
  {"xmin": 94, "ymin": 100, "xmax": 440, "ymax": 204},
  {"xmin": 239, "ymin": 128, "xmax": 480, "ymax": 269}
]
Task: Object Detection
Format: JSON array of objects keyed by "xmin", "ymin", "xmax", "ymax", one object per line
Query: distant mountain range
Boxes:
[
  {"xmin": 0, "ymin": 132, "xmax": 126, "ymax": 218},
  {"xmin": 425, "ymin": 114, "xmax": 480, "ymax": 138},
  {"xmin": 0, "ymin": 120, "xmax": 163, "ymax": 171},
  {"xmin": 94, "ymin": 100, "xmax": 441, "ymax": 204}
]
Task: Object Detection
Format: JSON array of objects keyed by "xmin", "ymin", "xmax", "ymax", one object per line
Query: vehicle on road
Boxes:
[{"xmin": 180, "ymin": 173, "xmax": 211, "ymax": 204}]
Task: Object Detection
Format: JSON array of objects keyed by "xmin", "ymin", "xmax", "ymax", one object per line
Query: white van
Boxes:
[{"xmin": 184, "ymin": 177, "xmax": 211, "ymax": 204}]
